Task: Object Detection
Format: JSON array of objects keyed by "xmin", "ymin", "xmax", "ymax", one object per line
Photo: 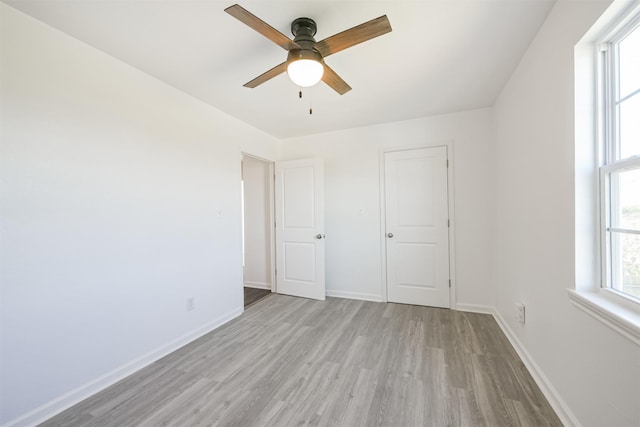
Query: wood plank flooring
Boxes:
[
  {"xmin": 244, "ymin": 287, "xmax": 272, "ymax": 308},
  {"xmin": 39, "ymin": 295, "xmax": 562, "ymax": 426}
]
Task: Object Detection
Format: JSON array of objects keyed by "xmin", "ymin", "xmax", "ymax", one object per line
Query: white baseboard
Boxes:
[
  {"xmin": 243, "ymin": 281, "xmax": 271, "ymax": 290},
  {"xmin": 5, "ymin": 300, "xmax": 577, "ymax": 427},
  {"xmin": 491, "ymin": 310, "xmax": 581, "ymax": 427},
  {"xmin": 325, "ymin": 289, "xmax": 383, "ymax": 302},
  {"xmin": 3, "ymin": 308, "xmax": 243, "ymax": 427},
  {"xmin": 455, "ymin": 303, "xmax": 494, "ymax": 314}
]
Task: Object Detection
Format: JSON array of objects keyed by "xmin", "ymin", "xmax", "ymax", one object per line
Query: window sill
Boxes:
[{"xmin": 568, "ymin": 289, "xmax": 640, "ymax": 346}]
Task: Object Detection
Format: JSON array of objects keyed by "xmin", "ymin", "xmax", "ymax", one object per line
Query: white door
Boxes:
[
  {"xmin": 275, "ymin": 158, "xmax": 325, "ymax": 300},
  {"xmin": 384, "ymin": 147, "xmax": 450, "ymax": 308}
]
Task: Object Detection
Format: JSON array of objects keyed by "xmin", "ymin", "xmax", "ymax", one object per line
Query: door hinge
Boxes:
[
  {"xmin": 448, "ymin": 219, "xmax": 450, "ymax": 227},
  {"xmin": 446, "ymin": 160, "xmax": 449, "ymax": 168},
  {"xmin": 449, "ymin": 279, "xmax": 451, "ymax": 288}
]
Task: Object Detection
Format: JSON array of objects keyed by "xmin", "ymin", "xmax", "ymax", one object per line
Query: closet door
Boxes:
[
  {"xmin": 275, "ymin": 158, "xmax": 325, "ymax": 300},
  {"xmin": 384, "ymin": 147, "xmax": 450, "ymax": 308}
]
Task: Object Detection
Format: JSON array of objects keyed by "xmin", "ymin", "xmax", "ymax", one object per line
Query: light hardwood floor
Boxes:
[{"xmin": 40, "ymin": 295, "xmax": 562, "ymax": 426}]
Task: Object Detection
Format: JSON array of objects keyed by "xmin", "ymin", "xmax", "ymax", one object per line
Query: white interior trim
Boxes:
[
  {"xmin": 244, "ymin": 281, "xmax": 272, "ymax": 290},
  {"xmin": 571, "ymin": 0, "xmax": 640, "ymax": 351},
  {"xmin": 325, "ymin": 289, "xmax": 383, "ymax": 302},
  {"xmin": 455, "ymin": 303, "xmax": 494, "ymax": 314},
  {"xmin": 378, "ymin": 141, "xmax": 457, "ymax": 308},
  {"xmin": 2, "ymin": 308, "xmax": 243, "ymax": 427},
  {"xmin": 378, "ymin": 152, "xmax": 389, "ymax": 302},
  {"xmin": 241, "ymin": 153, "xmax": 276, "ymax": 295},
  {"xmin": 492, "ymin": 310, "xmax": 581, "ymax": 427},
  {"xmin": 567, "ymin": 289, "xmax": 640, "ymax": 346},
  {"xmin": 267, "ymin": 161, "xmax": 276, "ymax": 294}
]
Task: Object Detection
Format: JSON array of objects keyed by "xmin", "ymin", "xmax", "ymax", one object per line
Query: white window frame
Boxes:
[
  {"xmin": 597, "ymin": 12, "xmax": 640, "ymax": 306},
  {"xmin": 568, "ymin": 0, "xmax": 640, "ymax": 346}
]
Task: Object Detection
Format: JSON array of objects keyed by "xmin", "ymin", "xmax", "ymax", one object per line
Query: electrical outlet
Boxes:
[
  {"xmin": 186, "ymin": 297, "xmax": 195, "ymax": 312},
  {"xmin": 516, "ymin": 303, "xmax": 525, "ymax": 323}
]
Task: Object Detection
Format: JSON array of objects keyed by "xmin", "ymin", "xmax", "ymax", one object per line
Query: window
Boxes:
[{"xmin": 599, "ymin": 13, "xmax": 640, "ymax": 303}]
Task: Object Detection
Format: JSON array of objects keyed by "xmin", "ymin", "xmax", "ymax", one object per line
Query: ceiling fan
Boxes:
[{"xmin": 225, "ymin": 4, "xmax": 392, "ymax": 95}]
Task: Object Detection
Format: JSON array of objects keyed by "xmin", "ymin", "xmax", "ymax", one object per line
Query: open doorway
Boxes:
[{"xmin": 241, "ymin": 154, "xmax": 275, "ymax": 308}]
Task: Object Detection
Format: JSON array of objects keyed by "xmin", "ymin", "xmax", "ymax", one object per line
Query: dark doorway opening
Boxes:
[{"xmin": 244, "ymin": 287, "xmax": 271, "ymax": 308}]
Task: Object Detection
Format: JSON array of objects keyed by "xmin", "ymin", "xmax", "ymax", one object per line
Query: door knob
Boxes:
[
  {"xmin": 316, "ymin": 234, "xmax": 323, "ymax": 239},
  {"xmin": 387, "ymin": 233, "xmax": 394, "ymax": 238}
]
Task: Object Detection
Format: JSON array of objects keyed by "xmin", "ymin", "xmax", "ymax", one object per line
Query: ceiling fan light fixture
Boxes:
[
  {"xmin": 287, "ymin": 49, "xmax": 324, "ymax": 87},
  {"xmin": 225, "ymin": 5, "xmax": 391, "ymax": 95}
]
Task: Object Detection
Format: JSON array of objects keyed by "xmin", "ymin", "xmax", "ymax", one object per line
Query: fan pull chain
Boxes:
[{"xmin": 297, "ymin": 88, "xmax": 313, "ymax": 114}]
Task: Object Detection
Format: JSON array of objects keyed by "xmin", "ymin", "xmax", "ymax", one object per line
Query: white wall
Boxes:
[
  {"xmin": 492, "ymin": 0, "xmax": 640, "ymax": 426},
  {"xmin": 242, "ymin": 156, "xmax": 272, "ymax": 289},
  {"xmin": 7, "ymin": 0, "xmax": 639, "ymax": 425},
  {"xmin": 280, "ymin": 109, "xmax": 493, "ymax": 308},
  {"xmin": 0, "ymin": 5, "xmax": 278, "ymax": 425}
]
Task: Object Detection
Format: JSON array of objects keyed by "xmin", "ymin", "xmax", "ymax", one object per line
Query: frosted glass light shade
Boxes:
[{"xmin": 287, "ymin": 59, "xmax": 324, "ymax": 87}]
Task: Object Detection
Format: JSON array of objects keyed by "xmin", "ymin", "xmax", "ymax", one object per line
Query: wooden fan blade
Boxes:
[
  {"xmin": 315, "ymin": 15, "xmax": 392, "ymax": 58},
  {"xmin": 244, "ymin": 62, "xmax": 287, "ymax": 88},
  {"xmin": 321, "ymin": 64, "xmax": 352, "ymax": 95},
  {"xmin": 225, "ymin": 4, "xmax": 300, "ymax": 51}
]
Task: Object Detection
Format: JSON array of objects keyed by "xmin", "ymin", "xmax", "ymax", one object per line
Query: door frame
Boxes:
[
  {"xmin": 241, "ymin": 153, "xmax": 276, "ymax": 297},
  {"xmin": 378, "ymin": 141, "xmax": 457, "ymax": 308}
]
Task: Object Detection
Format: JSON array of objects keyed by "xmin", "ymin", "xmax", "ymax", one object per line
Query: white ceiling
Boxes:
[{"xmin": 4, "ymin": 0, "xmax": 555, "ymax": 139}]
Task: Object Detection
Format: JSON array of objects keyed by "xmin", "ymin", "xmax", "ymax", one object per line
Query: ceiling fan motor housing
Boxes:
[
  {"xmin": 291, "ymin": 17, "xmax": 317, "ymax": 42},
  {"xmin": 289, "ymin": 17, "xmax": 322, "ymax": 63}
]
